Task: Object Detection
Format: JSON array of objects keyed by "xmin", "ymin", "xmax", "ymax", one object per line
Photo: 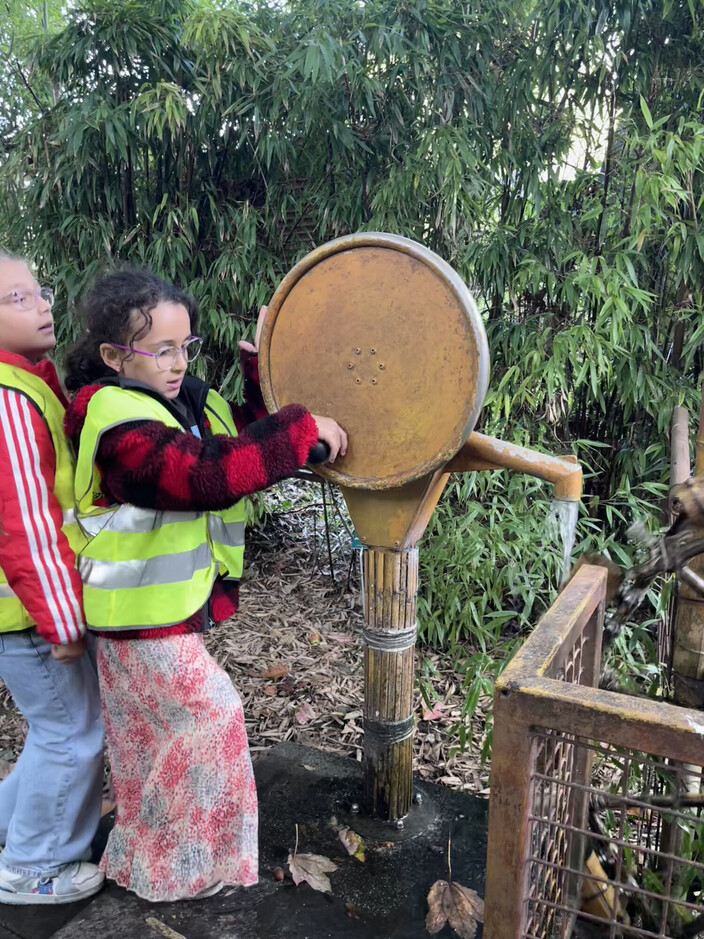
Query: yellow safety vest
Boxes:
[
  {"xmin": 0, "ymin": 362, "xmax": 87, "ymax": 632},
  {"xmin": 74, "ymin": 385, "xmax": 245, "ymax": 632}
]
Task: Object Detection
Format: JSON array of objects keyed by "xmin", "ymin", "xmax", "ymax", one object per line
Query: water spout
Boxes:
[{"xmin": 446, "ymin": 432, "xmax": 583, "ymax": 503}]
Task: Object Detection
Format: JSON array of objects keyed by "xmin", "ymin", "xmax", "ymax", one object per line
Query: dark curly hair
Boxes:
[{"xmin": 63, "ymin": 268, "xmax": 198, "ymax": 392}]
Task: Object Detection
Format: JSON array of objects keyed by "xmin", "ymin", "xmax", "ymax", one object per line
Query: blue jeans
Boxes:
[{"xmin": 0, "ymin": 630, "xmax": 104, "ymax": 876}]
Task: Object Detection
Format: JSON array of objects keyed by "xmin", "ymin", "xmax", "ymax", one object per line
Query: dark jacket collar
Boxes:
[{"xmin": 100, "ymin": 374, "xmax": 211, "ymax": 433}]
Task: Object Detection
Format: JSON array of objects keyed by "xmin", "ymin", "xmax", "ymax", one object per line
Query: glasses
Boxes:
[
  {"xmin": 111, "ymin": 336, "xmax": 203, "ymax": 371},
  {"xmin": 0, "ymin": 287, "xmax": 54, "ymax": 310}
]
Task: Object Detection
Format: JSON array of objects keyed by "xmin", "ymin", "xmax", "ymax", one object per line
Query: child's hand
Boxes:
[
  {"xmin": 238, "ymin": 305, "xmax": 267, "ymax": 354},
  {"xmin": 311, "ymin": 416, "xmax": 348, "ymax": 462},
  {"xmin": 51, "ymin": 638, "xmax": 87, "ymax": 664}
]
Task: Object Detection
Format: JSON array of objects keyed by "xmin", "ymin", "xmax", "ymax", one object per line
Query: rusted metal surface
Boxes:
[
  {"xmin": 485, "ymin": 564, "xmax": 704, "ymax": 939},
  {"xmin": 363, "ymin": 547, "xmax": 417, "ymax": 820},
  {"xmin": 339, "ymin": 470, "xmax": 449, "ymax": 550},
  {"xmin": 259, "ymin": 232, "xmax": 490, "ymax": 491},
  {"xmin": 446, "ymin": 432, "xmax": 583, "ymax": 502}
]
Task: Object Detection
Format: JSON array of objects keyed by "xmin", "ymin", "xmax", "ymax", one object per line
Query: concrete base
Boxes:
[{"xmin": 0, "ymin": 743, "xmax": 488, "ymax": 939}]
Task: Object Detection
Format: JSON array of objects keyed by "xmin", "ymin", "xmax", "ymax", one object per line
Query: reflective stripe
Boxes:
[
  {"xmin": 0, "ymin": 584, "xmax": 17, "ymax": 600},
  {"xmin": 79, "ymin": 542, "xmax": 212, "ymax": 590},
  {"xmin": 208, "ymin": 516, "xmax": 245, "ymax": 548},
  {"xmin": 80, "ymin": 506, "xmax": 203, "ymax": 538},
  {"xmin": 62, "ymin": 508, "xmax": 76, "ymax": 526}
]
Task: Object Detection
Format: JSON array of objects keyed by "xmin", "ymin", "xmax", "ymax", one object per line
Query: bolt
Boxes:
[
  {"xmin": 394, "ymin": 819, "xmax": 404, "ymax": 830},
  {"xmin": 350, "ymin": 803, "xmax": 360, "ymax": 814},
  {"xmin": 413, "ymin": 792, "xmax": 423, "ymax": 805},
  {"xmin": 354, "ymin": 348, "xmax": 361, "ymax": 355},
  {"xmin": 378, "ymin": 363, "xmax": 385, "ymax": 370}
]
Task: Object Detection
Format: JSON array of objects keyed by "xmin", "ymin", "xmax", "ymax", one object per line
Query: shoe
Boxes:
[
  {"xmin": 186, "ymin": 881, "xmax": 224, "ymax": 900},
  {"xmin": 0, "ymin": 861, "xmax": 105, "ymax": 905}
]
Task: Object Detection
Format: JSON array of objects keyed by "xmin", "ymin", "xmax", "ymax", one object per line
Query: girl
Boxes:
[
  {"xmin": 63, "ymin": 269, "xmax": 346, "ymax": 902},
  {"xmin": 0, "ymin": 252, "xmax": 104, "ymax": 904}
]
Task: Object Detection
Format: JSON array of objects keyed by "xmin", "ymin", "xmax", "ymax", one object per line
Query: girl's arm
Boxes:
[
  {"xmin": 0, "ymin": 389, "xmax": 85, "ymax": 644},
  {"xmin": 229, "ymin": 349, "xmax": 268, "ymax": 431},
  {"xmin": 94, "ymin": 403, "xmax": 318, "ymax": 512}
]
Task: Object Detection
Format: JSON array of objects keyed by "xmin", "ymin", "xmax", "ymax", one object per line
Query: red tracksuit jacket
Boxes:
[{"xmin": 0, "ymin": 350, "xmax": 85, "ymax": 644}]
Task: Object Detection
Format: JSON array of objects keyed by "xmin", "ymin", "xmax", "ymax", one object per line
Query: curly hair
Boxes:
[{"xmin": 63, "ymin": 268, "xmax": 198, "ymax": 392}]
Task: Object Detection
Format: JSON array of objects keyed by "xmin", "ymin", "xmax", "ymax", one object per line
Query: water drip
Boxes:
[{"xmin": 550, "ymin": 499, "xmax": 579, "ymax": 585}]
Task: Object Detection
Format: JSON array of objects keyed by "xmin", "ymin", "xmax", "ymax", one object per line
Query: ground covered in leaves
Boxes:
[{"xmin": 0, "ymin": 479, "xmax": 491, "ymax": 795}]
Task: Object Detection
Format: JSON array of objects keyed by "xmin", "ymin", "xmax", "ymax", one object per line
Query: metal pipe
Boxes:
[{"xmin": 445, "ymin": 432, "xmax": 583, "ymax": 502}]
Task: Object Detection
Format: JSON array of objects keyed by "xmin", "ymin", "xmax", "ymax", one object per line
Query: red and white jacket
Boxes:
[{"xmin": 0, "ymin": 350, "xmax": 85, "ymax": 644}]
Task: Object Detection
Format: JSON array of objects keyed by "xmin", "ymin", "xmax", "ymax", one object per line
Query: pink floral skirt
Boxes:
[{"xmin": 96, "ymin": 634, "xmax": 258, "ymax": 901}]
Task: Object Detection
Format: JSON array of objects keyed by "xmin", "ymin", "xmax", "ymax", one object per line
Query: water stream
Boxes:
[{"xmin": 550, "ymin": 499, "xmax": 579, "ymax": 585}]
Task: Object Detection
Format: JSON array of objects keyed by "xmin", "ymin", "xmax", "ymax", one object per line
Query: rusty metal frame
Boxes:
[{"xmin": 485, "ymin": 564, "xmax": 704, "ymax": 939}]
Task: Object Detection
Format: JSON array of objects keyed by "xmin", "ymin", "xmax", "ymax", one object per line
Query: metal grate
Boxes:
[{"xmin": 485, "ymin": 565, "xmax": 704, "ymax": 939}]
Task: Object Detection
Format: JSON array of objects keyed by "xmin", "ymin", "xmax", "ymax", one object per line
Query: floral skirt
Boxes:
[{"xmin": 96, "ymin": 634, "xmax": 258, "ymax": 901}]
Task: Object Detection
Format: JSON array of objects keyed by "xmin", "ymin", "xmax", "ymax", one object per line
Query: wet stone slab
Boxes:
[{"xmin": 1, "ymin": 743, "xmax": 488, "ymax": 939}]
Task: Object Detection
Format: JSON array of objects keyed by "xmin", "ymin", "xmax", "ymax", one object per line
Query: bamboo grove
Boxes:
[{"xmin": 1, "ymin": 0, "xmax": 704, "ymax": 693}]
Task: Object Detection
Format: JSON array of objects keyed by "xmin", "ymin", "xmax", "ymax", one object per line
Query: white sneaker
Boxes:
[
  {"xmin": 186, "ymin": 881, "xmax": 224, "ymax": 900},
  {"xmin": 0, "ymin": 861, "xmax": 105, "ymax": 904}
]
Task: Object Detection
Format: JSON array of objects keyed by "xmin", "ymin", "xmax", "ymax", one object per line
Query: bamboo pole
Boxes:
[{"xmin": 362, "ymin": 547, "xmax": 417, "ymax": 820}]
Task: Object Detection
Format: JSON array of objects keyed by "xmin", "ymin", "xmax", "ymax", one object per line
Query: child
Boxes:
[
  {"xmin": 63, "ymin": 269, "xmax": 346, "ymax": 902},
  {"xmin": 0, "ymin": 252, "xmax": 104, "ymax": 904}
]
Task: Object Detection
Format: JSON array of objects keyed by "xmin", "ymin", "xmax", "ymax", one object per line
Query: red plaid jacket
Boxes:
[{"xmin": 64, "ymin": 352, "xmax": 318, "ymax": 639}]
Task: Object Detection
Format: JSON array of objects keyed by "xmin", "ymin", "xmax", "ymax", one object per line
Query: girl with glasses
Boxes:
[{"xmin": 62, "ymin": 268, "xmax": 346, "ymax": 902}]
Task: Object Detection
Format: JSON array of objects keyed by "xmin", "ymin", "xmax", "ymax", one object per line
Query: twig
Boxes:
[
  {"xmin": 322, "ymin": 482, "xmax": 336, "ymax": 584},
  {"xmin": 146, "ymin": 918, "xmax": 188, "ymax": 939},
  {"xmin": 447, "ymin": 830, "xmax": 452, "ymax": 884}
]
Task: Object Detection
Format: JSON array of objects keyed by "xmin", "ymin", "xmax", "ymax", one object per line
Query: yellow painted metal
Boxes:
[
  {"xmin": 259, "ymin": 232, "xmax": 490, "ymax": 491},
  {"xmin": 446, "ymin": 432, "xmax": 583, "ymax": 502},
  {"xmin": 339, "ymin": 471, "xmax": 449, "ymax": 550}
]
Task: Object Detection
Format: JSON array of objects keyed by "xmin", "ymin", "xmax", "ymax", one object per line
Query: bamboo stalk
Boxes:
[{"xmin": 363, "ymin": 547, "xmax": 417, "ymax": 820}]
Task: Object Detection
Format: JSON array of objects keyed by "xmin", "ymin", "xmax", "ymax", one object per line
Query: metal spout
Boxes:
[{"xmin": 445, "ymin": 432, "xmax": 583, "ymax": 502}]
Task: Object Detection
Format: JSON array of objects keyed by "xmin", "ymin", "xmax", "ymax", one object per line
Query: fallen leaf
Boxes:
[
  {"xmin": 294, "ymin": 703, "xmax": 317, "ymax": 724},
  {"xmin": 421, "ymin": 701, "xmax": 447, "ymax": 721},
  {"xmin": 263, "ymin": 684, "xmax": 278, "ymax": 697},
  {"xmin": 426, "ymin": 880, "xmax": 484, "ymax": 939},
  {"xmin": 145, "ymin": 917, "xmax": 188, "ymax": 939},
  {"xmin": 307, "ymin": 630, "xmax": 322, "ymax": 645},
  {"xmin": 339, "ymin": 828, "xmax": 365, "ymax": 862},
  {"xmin": 287, "ymin": 850, "xmax": 338, "ymax": 893},
  {"xmin": 259, "ymin": 664, "xmax": 289, "ymax": 680}
]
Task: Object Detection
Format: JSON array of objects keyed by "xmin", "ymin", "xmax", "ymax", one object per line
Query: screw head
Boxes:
[
  {"xmin": 394, "ymin": 818, "xmax": 404, "ymax": 830},
  {"xmin": 371, "ymin": 378, "xmax": 377, "ymax": 385},
  {"xmin": 347, "ymin": 363, "xmax": 354, "ymax": 369},
  {"xmin": 370, "ymin": 348, "xmax": 377, "ymax": 354},
  {"xmin": 354, "ymin": 348, "xmax": 361, "ymax": 355},
  {"xmin": 350, "ymin": 803, "xmax": 360, "ymax": 814},
  {"xmin": 355, "ymin": 377, "xmax": 361, "ymax": 384},
  {"xmin": 378, "ymin": 363, "xmax": 385, "ymax": 370},
  {"xmin": 413, "ymin": 791, "xmax": 423, "ymax": 805}
]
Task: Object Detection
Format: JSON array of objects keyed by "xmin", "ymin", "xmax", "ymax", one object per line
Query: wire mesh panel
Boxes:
[{"xmin": 485, "ymin": 565, "xmax": 704, "ymax": 939}]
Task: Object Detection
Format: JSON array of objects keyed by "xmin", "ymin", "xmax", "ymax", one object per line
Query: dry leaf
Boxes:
[
  {"xmin": 145, "ymin": 917, "xmax": 188, "ymax": 939},
  {"xmin": 259, "ymin": 663, "xmax": 289, "ymax": 680},
  {"xmin": 294, "ymin": 702, "xmax": 317, "ymax": 724},
  {"xmin": 339, "ymin": 827, "xmax": 365, "ymax": 862},
  {"xmin": 426, "ymin": 880, "xmax": 484, "ymax": 939},
  {"xmin": 287, "ymin": 850, "xmax": 338, "ymax": 893},
  {"xmin": 421, "ymin": 701, "xmax": 447, "ymax": 721},
  {"xmin": 263, "ymin": 684, "xmax": 278, "ymax": 697},
  {"xmin": 307, "ymin": 630, "xmax": 322, "ymax": 645}
]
